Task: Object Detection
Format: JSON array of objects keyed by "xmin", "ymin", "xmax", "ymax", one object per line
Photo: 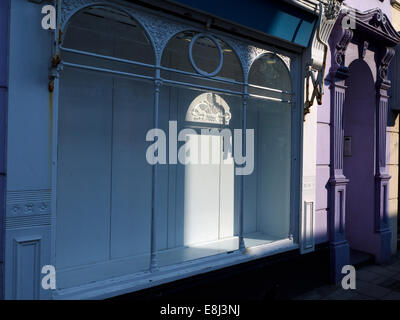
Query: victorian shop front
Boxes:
[{"xmin": 1, "ymin": 0, "xmax": 399, "ymax": 300}]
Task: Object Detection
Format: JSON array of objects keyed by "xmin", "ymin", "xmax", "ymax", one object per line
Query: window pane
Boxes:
[
  {"xmin": 244, "ymin": 98, "xmax": 292, "ymax": 245},
  {"xmin": 249, "ymin": 53, "xmax": 291, "ymax": 93},
  {"xmin": 161, "ymin": 31, "xmax": 243, "ymax": 86},
  {"xmin": 191, "ymin": 35, "xmax": 221, "ymax": 74},
  {"xmin": 156, "ymin": 86, "xmax": 243, "ymax": 266},
  {"xmin": 62, "ymin": 7, "xmax": 154, "ymax": 76},
  {"xmin": 56, "ymin": 8, "xmax": 155, "ymax": 288}
]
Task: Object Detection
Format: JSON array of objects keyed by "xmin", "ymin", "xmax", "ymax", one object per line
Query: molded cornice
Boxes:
[{"xmin": 354, "ymin": 8, "xmax": 400, "ymax": 46}]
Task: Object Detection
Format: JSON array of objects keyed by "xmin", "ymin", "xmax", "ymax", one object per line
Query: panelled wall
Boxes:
[{"xmin": 4, "ymin": 0, "xmax": 53, "ymax": 299}]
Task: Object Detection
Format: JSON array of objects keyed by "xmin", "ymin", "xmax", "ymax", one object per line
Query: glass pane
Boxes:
[
  {"xmin": 249, "ymin": 53, "xmax": 291, "ymax": 92},
  {"xmin": 244, "ymin": 98, "xmax": 292, "ymax": 246},
  {"xmin": 162, "ymin": 31, "xmax": 195, "ymax": 73},
  {"xmin": 57, "ymin": 8, "xmax": 155, "ymax": 287},
  {"xmin": 57, "ymin": 68, "xmax": 154, "ymax": 288},
  {"xmin": 62, "ymin": 7, "xmax": 154, "ymax": 76},
  {"xmin": 161, "ymin": 31, "xmax": 243, "ymax": 84},
  {"xmin": 155, "ymin": 86, "xmax": 243, "ymax": 266},
  {"xmin": 191, "ymin": 35, "xmax": 221, "ymax": 74}
]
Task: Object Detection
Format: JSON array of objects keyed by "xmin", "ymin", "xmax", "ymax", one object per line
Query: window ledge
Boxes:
[{"xmin": 53, "ymin": 239, "xmax": 298, "ymax": 300}]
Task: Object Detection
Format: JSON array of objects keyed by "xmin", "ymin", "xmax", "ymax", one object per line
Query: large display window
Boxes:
[{"xmin": 56, "ymin": 4, "xmax": 298, "ymax": 290}]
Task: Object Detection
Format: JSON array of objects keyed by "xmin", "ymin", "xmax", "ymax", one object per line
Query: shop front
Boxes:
[{"xmin": 2, "ymin": 0, "xmax": 342, "ymax": 299}]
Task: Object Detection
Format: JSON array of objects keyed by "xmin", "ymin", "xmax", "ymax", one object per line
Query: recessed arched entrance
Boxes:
[
  {"xmin": 343, "ymin": 59, "xmax": 378, "ymax": 259},
  {"xmin": 328, "ymin": 8, "xmax": 400, "ymax": 283}
]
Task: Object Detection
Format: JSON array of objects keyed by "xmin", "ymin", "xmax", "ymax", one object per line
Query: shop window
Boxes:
[
  {"xmin": 57, "ymin": 7, "xmax": 155, "ymax": 284},
  {"xmin": 157, "ymin": 32, "xmax": 243, "ymax": 266},
  {"xmin": 245, "ymin": 54, "xmax": 293, "ymax": 242},
  {"xmin": 56, "ymin": 5, "xmax": 297, "ymax": 289}
]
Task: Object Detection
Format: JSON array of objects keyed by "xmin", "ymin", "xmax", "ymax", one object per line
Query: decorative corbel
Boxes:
[
  {"xmin": 330, "ymin": 27, "xmax": 353, "ymax": 76},
  {"xmin": 358, "ymin": 41, "xmax": 369, "ymax": 60},
  {"xmin": 304, "ymin": 0, "xmax": 343, "ymax": 118},
  {"xmin": 377, "ymin": 46, "xmax": 396, "ymax": 89}
]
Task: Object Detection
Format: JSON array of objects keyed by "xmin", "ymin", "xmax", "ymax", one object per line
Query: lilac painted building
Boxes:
[{"xmin": 314, "ymin": 0, "xmax": 400, "ymax": 282}]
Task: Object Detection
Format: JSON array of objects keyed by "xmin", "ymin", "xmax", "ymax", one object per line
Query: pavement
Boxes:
[{"xmin": 293, "ymin": 252, "xmax": 400, "ymax": 300}]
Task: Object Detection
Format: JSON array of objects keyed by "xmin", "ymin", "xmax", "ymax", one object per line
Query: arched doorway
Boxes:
[
  {"xmin": 343, "ymin": 59, "xmax": 379, "ymax": 259},
  {"xmin": 328, "ymin": 8, "xmax": 400, "ymax": 283}
]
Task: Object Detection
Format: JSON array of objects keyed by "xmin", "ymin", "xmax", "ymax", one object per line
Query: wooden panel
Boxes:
[
  {"xmin": 110, "ymin": 78, "xmax": 153, "ymax": 259},
  {"xmin": 257, "ymin": 102, "xmax": 291, "ymax": 238},
  {"xmin": 12, "ymin": 236, "xmax": 41, "ymax": 299},
  {"xmin": 57, "ymin": 68, "xmax": 113, "ymax": 269}
]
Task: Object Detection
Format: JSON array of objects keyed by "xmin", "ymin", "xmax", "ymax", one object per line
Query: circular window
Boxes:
[{"xmin": 189, "ymin": 33, "xmax": 223, "ymax": 77}]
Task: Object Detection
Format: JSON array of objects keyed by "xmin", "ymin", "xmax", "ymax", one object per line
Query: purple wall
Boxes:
[
  {"xmin": 345, "ymin": 0, "xmax": 392, "ymax": 17},
  {"xmin": 315, "ymin": 0, "xmax": 393, "ymax": 246}
]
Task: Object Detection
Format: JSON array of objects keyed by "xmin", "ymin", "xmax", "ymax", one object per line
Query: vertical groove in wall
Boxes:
[{"xmin": 334, "ymin": 89, "xmax": 345, "ymax": 171}]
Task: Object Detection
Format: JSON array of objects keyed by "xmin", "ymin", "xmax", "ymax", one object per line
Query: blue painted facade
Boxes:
[
  {"xmin": 0, "ymin": 0, "xmax": 316, "ymax": 300},
  {"xmin": 169, "ymin": 0, "xmax": 317, "ymax": 47},
  {"xmin": 3, "ymin": 0, "xmax": 399, "ymax": 300},
  {"xmin": 0, "ymin": 0, "xmax": 9, "ymax": 301}
]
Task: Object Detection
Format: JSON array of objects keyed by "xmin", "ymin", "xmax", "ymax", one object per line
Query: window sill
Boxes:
[{"xmin": 53, "ymin": 238, "xmax": 299, "ymax": 300}]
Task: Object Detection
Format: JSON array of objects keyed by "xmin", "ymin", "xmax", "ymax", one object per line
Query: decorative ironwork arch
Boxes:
[
  {"xmin": 60, "ymin": 1, "xmax": 157, "ymax": 63},
  {"xmin": 58, "ymin": 0, "xmax": 292, "ymax": 84}
]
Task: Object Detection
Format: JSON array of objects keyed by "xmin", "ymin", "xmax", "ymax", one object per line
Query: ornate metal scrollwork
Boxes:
[
  {"xmin": 60, "ymin": 0, "xmax": 104, "ymax": 28},
  {"xmin": 134, "ymin": 12, "xmax": 189, "ymax": 64},
  {"xmin": 58, "ymin": 0, "xmax": 292, "ymax": 91},
  {"xmin": 225, "ymin": 38, "xmax": 291, "ymax": 81},
  {"xmin": 304, "ymin": 0, "xmax": 343, "ymax": 118}
]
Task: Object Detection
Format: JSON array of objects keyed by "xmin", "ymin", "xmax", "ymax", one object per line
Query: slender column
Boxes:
[
  {"xmin": 328, "ymin": 78, "xmax": 350, "ymax": 283},
  {"xmin": 327, "ymin": 26, "xmax": 353, "ymax": 283},
  {"xmin": 150, "ymin": 69, "xmax": 162, "ymax": 271},
  {"xmin": 374, "ymin": 47, "xmax": 395, "ymax": 264},
  {"xmin": 238, "ymin": 90, "xmax": 248, "ymax": 252}
]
